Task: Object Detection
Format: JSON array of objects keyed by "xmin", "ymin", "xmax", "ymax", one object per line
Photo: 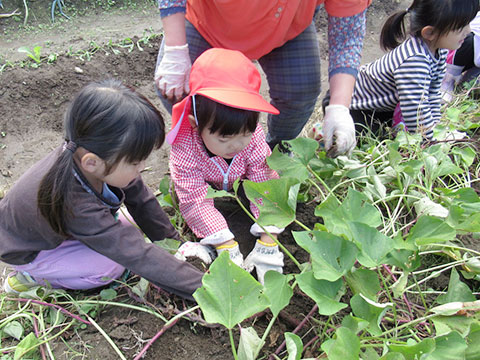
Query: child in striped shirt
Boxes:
[
  {"xmin": 314, "ymin": 0, "xmax": 478, "ymax": 142},
  {"xmin": 168, "ymin": 48, "xmax": 284, "ymax": 284}
]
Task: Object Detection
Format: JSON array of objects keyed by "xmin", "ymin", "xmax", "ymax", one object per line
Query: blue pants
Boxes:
[{"xmin": 155, "ymin": 20, "xmax": 321, "ymax": 149}]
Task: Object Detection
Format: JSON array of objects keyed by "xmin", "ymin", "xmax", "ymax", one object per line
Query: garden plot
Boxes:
[{"xmin": 2, "ymin": 0, "xmax": 480, "ymax": 359}]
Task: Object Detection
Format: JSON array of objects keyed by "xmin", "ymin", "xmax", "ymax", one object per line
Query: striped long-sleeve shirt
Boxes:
[{"xmin": 351, "ymin": 36, "xmax": 447, "ymax": 138}]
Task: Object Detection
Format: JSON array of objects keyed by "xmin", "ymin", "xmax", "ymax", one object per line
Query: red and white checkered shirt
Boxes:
[{"xmin": 169, "ymin": 123, "xmax": 278, "ymax": 242}]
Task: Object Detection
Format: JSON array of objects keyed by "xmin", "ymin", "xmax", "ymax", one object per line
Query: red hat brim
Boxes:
[{"xmin": 196, "ymin": 88, "xmax": 279, "ymax": 115}]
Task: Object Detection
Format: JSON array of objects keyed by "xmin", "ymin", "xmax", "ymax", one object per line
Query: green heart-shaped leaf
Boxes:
[
  {"xmin": 296, "ymin": 271, "xmax": 347, "ymax": 316},
  {"xmin": 243, "ymin": 178, "xmax": 299, "ymax": 228},
  {"xmin": 293, "ymin": 231, "xmax": 358, "ymax": 281},
  {"xmin": 193, "ymin": 252, "xmax": 269, "ymax": 329}
]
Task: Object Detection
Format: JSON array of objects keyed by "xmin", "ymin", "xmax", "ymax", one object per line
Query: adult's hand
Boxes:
[
  {"xmin": 323, "ymin": 104, "xmax": 356, "ymax": 157},
  {"xmin": 155, "ymin": 44, "xmax": 191, "ymax": 102}
]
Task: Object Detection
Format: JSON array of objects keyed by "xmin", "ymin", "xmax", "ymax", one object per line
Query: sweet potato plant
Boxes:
[{"xmin": 194, "ymin": 91, "xmax": 480, "ymax": 359}]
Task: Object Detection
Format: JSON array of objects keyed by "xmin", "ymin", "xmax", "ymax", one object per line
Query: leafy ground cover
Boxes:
[{"xmin": 1, "ymin": 0, "xmax": 479, "ymax": 359}]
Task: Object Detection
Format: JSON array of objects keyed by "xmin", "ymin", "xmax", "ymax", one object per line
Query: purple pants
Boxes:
[{"xmin": 13, "ymin": 212, "xmax": 135, "ymax": 290}]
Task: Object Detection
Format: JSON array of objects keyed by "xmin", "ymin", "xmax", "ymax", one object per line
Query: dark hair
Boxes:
[
  {"xmin": 380, "ymin": 0, "xmax": 479, "ymax": 51},
  {"xmin": 37, "ymin": 79, "xmax": 165, "ymax": 236},
  {"xmin": 193, "ymin": 95, "xmax": 259, "ymax": 136}
]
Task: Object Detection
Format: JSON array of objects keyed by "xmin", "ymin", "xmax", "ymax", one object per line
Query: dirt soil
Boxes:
[{"xmin": 0, "ymin": 1, "xmax": 413, "ymax": 359}]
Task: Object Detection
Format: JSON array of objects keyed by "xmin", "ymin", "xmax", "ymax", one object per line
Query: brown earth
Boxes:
[{"xmin": 0, "ymin": 1, "xmax": 422, "ymax": 359}]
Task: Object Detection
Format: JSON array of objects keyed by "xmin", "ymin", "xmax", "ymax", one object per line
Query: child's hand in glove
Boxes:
[
  {"xmin": 244, "ymin": 240, "xmax": 284, "ymax": 284},
  {"xmin": 175, "ymin": 241, "xmax": 216, "ymax": 264},
  {"xmin": 216, "ymin": 241, "xmax": 244, "ymax": 267}
]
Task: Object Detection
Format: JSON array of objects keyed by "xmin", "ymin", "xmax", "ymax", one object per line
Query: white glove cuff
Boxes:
[
  {"xmin": 216, "ymin": 242, "xmax": 244, "ymax": 266},
  {"xmin": 325, "ymin": 104, "xmax": 350, "ymax": 114},
  {"xmin": 200, "ymin": 229, "xmax": 235, "ymax": 246},
  {"xmin": 250, "ymin": 223, "xmax": 284, "ymax": 237},
  {"xmin": 164, "ymin": 44, "xmax": 189, "ymax": 52}
]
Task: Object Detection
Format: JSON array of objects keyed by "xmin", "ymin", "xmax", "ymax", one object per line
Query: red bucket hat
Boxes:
[{"xmin": 166, "ymin": 48, "xmax": 279, "ymax": 145}]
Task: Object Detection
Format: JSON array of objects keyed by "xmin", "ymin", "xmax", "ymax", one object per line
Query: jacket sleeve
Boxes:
[
  {"xmin": 68, "ymin": 201, "xmax": 203, "ymax": 300},
  {"xmin": 123, "ymin": 177, "xmax": 180, "ymax": 241},
  {"xmin": 169, "ymin": 142, "xmax": 231, "ymax": 239}
]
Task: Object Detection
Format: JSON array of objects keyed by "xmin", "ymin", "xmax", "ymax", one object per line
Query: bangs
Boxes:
[
  {"xmin": 208, "ymin": 103, "xmax": 259, "ymax": 136},
  {"xmin": 435, "ymin": 0, "xmax": 479, "ymax": 34},
  {"xmin": 112, "ymin": 96, "xmax": 165, "ymax": 165},
  {"xmin": 194, "ymin": 95, "xmax": 259, "ymax": 136},
  {"xmin": 65, "ymin": 79, "xmax": 165, "ymax": 174}
]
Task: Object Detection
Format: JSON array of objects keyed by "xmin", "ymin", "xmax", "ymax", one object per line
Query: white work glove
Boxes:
[
  {"xmin": 216, "ymin": 241, "xmax": 244, "ymax": 267},
  {"xmin": 175, "ymin": 241, "xmax": 216, "ymax": 264},
  {"xmin": 443, "ymin": 130, "xmax": 468, "ymax": 141},
  {"xmin": 323, "ymin": 104, "xmax": 356, "ymax": 157},
  {"xmin": 244, "ymin": 240, "xmax": 284, "ymax": 284},
  {"xmin": 155, "ymin": 44, "xmax": 191, "ymax": 101}
]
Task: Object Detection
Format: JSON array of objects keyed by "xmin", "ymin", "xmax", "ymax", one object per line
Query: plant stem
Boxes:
[
  {"xmin": 87, "ymin": 315, "xmax": 127, "ymax": 360},
  {"xmin": 382, "ymin": 265, "xmax": 413, "ymax": 320},
  {"xmin": 233, "ymin": 194, "xmax": 302, "ymax": 270},
  {"xmin": 326, "ymin": 175, "xmax": 374, "ymax": 196},
  {"xmin": 229, "ymin": 328, "xmax": 239, "ymax": 360},
  {"xmin": 270, "ymin": 304, "xmax": 318, "ymax": 359},
  {"xmin": 307, "ymin": 165, "xmax": 333, "ymax": 195},
  {"xmin": 38, "ymin": 306, "xmax": 55, "ymax": 360},
  {"xmin": 0, "ymin": 299, "xmax": 35, "ymax": 325},
  {"xmin": 31, "ymin": 309, "xmax": 47, "ymax": 360},
  {"xmin": 307, "ymin": 178, "xmax": 327, "ymax": 201},
  {"xmin": 134, "ymin": 305, "xmax": 199, "ymax": 360},
  {"xmin": 408, "ymin": 327, "xmax": 422, "ymax": 342},
  {"xmin": 22, "ymin": 0, "xmax": 28, "ymax": 25},
  {"xmin": 426, "ymin": 243, "xmax": 480, "ymax": 257},
  {"xmin": 294, "ymin": 219, "xmax": 311, "ymax": 232},
  {"xmin": 412, "ymin": 257, "xmax": 478, "ymax": 275},
  {"xmin": 6, "ymin": 298, "xmax": 91, "ymax": 325},
  {"xmin": 374, "ymin": 313, "xmax": 438, "ymax": 339},
  {"xmin": 411, "ymin": 273, "xmax": 432, "ymax": 335},
  {"xmin": 372, "ymin": 193, "xmax": 423, "ymax": 206},
  {"xmin": 56, "ymin": 299, "xmax": 168, "ymax": 322},
  {"xmin": 254, "ymin": 313, "xmax": 278, "ymax": 359},
  {"xmin": 15, "ymin": 320, "xmax": 76, "ymax": 359},
  {"xmin": 319, "ymin": 315, "xmax": 332, "ymax": 343},
  {"xmin": 119, "ymin": 206, "xmax": 141, "ymax": 230},
  {"xmin": 377, "ymin": 267, "xmax": 398, "ymax": 338}
]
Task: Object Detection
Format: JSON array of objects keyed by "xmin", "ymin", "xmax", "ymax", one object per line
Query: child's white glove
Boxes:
[
  {"xmin": 432, "ymin": 128, "xmax": 468, "ymax": 142},
  {"xmin": 175, "ymin": 241, "xmax": 216, "ymax": 264},
  {"xmin": 216, "ymin": 241, "xmax": 244, "ymax": 267},
  {"xmin": 323, "ymin": 104, "xmax": 356, "ymax": 157},
  {"xmin": 155, "ymin": 44, "xmax": 191, "ymax": 100},
  {"xmin": 444, "ymin": 130, "xmax": 468, "ymax": 141},
  {"xmin": 244, "ymin": 240, "xmax": 284, "ymax": 284}
]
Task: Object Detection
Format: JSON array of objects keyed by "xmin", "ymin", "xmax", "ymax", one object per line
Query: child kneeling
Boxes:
[
  {"xmin": 169, "ymin": 48, "xmax": 284, "ymax": 283},
  {"xmin": 0, "ymin": 80, "xmax": 203, "ymax": 300}
]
